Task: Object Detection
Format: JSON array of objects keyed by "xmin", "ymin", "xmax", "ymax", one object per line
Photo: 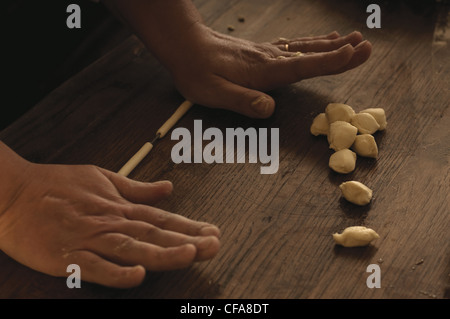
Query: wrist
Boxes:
[
  {"xmin": 0, "ymin": 142, "xmax": 32, "ymax": 220},
  {"xmin": 152, "ymin": 22, "xmax": 211, "ymax": 74},
  {"xmin": 103, "ymin": 0, "xmax": 207, "ymax": 76}
]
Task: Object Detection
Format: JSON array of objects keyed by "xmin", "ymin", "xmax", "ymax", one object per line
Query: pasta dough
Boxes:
[
  {"xmin": 333, "ymin": 226, "xmax": 379, "ymax": 247},
  {"xmin": 352, "ymin": 134, "xmax": 378, "ymax": 158},
  {"xmin": 361, "ymin": 108, "xmax": 387, "ymax": 130},
  {"xmin": 329, "ymin": 149, "xmax": 356, "ymax": 174},
  {"xmin": 310, "ymin": 113, "xmax": 329, "ymax": 136},
  {"xmin": 327, "ymin": 121, "xmax": 358, "ymax": 151},
  {"xmin": 325, "ymin": 103, "xmax": 355, "ymax": 123},
  {"xmin": 339, "ymin": 181, "xmax": 373, "ymax": 205},
  {"xmin": 351, "ymin": 113, "xmax": 380, "ymax": 134}
]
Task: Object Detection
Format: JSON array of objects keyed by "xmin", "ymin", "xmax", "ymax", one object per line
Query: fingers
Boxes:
[
  {"xmin": 125, "ymin": 204, "xmax": 221, "ymax": 238},
  {"xmin": 333, "ymin": 40, "xmax": 372, "ymax": 74},
  {"xmin": 98, "ymin": 167, "xmax": 173, "ymax": 205},
  {"xmin": 109, "ymin": 219, "xmax": 221, "ymax": 261},
  {"xmin": 273, "ymin": 31, "xmax": 340, "ymax": 45},
  {"xmin": 274, "ymin": 31, "xmax": 362, "ymax": 53},
  {"xmin": 256, "ymin": 31, "xmax": 371, "ymax": 88},
  {"xmin": 95, "ymin": 166, "xmax": 221, "ymax": 261},
  {"xmin": 266, "ymin": 43, "xmax": 355, "ymax": 85},
  {"xmin": 85, "ymin": 233, "xmax": 198, "ymax": 271},
  {"xmin": 289, "ymin": 31, "xmax": 363, "ymax": 53},
  {"xmin": 195, "ymin": 76, "xmax": 276, "ymax": 119},
  {"xmin": 65, "ymin": 250, "xmax": 146, "ymax": 288}
]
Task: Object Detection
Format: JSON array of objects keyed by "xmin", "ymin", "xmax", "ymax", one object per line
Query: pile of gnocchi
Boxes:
[{"xmin": 310, "ymin": 103, "xmax": 387, "ymax": 247}]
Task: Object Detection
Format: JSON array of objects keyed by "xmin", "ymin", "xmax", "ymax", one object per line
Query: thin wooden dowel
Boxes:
[
  {"xmin": 117, "ymin": 100, "xmax": 193, "ymax": 176},
  {"xmin": 156, "ymin": 100, "xmax": 193, "ymax": 138},
  {"xmin": 117, "ymin": 142, "xmax": 153, "ymax": 176}
]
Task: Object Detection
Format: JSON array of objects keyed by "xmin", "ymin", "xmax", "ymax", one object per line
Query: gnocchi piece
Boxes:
[
  {"xmin": 351, "ymin": 113, "xmax": 380, "ymax": 134},
  {"xmin": 310, "ymin": 113, "xmax": 329, "ymax": 136},
  {"xmin": 327, "ymin": 121, "xmax": 358, "ymax": 151},
  {"xmin": 339, "ymin": 181, "xmax": 373, "ymax": 205},
  {"xmin": 361, "ymin": 108, "xmax": 387, "ymax": 130},
  {"xmin": 329, "ymin": 149, "xmax": 357, "ymax": 174},
  {"xmin": 333, "ymin": 226, "xmax": 379, "ymax": 247},
  {"xmin": 352, "ymin": 134, "xmax": 378, "ymax": 158},
  {"xmin": 325, "ymin": 103, "xmax": 355, "ymax": 123}
]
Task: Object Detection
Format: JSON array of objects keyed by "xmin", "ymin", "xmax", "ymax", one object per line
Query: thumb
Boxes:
[
  {"xmin": 202, "ymin": 77, "xmax": 275, "ymax": 119},
  {"xmin": 98, "ymin": 167, "xmax": 173, "ymax": 205}
]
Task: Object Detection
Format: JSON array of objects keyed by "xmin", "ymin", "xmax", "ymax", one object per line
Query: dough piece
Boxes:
[
  {"xmin": 329, "ymin": 149, "xmax": 357, "ymax": 174},
  {"xmin": 351, "ymin": 113, "xmax": 380, "ymax": 134},
  {"xmin": 361, "ymin": 108, "xmax": 387, "ymax": 130},
  {"xmin": 325, "ymin": 103, "xmax": 355, "ymax": 123},
  {"xmin": 339, "ymin": 181, "xmax": 373, "ymax": 205},
  {"xmin": 333, "ymin": 226, "xmax": 379, "ymax": 247},
  {"xmin": 310, "ymin": 113, "xmax": 329, "ymax": 136},
  {"xmin": 352, "ymin": 134, "xmax": 378, "ymax": 158},
  {"xmin": 327, "ymin": 121, "xmax": 358, "ymax": 151}
]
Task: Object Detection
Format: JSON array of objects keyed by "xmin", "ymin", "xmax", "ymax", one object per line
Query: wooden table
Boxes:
[{"xmin": 1, "ymin": 0, "xmax": 448, "ymax": 299}]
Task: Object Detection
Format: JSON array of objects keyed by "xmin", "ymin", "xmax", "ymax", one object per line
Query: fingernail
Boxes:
[
  {"xmin": 251, "ymin": 96, "xmax": 271, "ymax": 116},
  {"xmin": 153, "ymin": 180, "xmax": 172, "ymax": 186},
  {"xmin": 328, "ymin": 31, "xmax": 340, "ymax": 38},
  {"xmin": 152, "ymin": 181, "xmax": 173, "ymax": 193},
  {"xmin": 355, "ymin": 40, "xmax": 368, "ymax": 50},
  {"xmin": 200, "ymin": 225, "xmax": 221, "ymax": 238},
  {"xmin": 197, "ymin": 237, "xmax": 215, "ymax": 250},
  {"xmin": 339, "ymin": 43, "xmax": 353, "ymax": 51}
]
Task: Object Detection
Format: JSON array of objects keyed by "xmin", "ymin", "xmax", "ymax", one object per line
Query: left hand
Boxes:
[{"xmin": 166, "ymin": 26, "xmax": 372, "ymax": 118}]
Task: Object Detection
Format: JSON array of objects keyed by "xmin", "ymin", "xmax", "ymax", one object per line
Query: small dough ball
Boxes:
[
  {"xmin": 339, "ymin": 181, "xmax": 373, "ymax": 205},
  {"xmin": 351, "ymin": 113, "xmax": 380, "ymax": 134},
  {"xmin": 333, "ymin": 226, "xmax": 379, "ymax": 247},
  {"xmin": 327, "ymin": 121, "xmax": 358, "ymax": 151},
  {"xmin": 352, "ymin": 134, "xmax": 378, "ymax": 158},
  {"xmin": 329, "ymin": 149, "xmax": 356, "ymax": 174},
  {"xmin": 361, "ymin": 108, "xmax": 387, "ymax": 130},
  {"xmin": 325, "ymin": 103, "xmax": 355, "ymax": 123},
  {"xmin": 310, "ymin": 113, "xmax": 329, "ymax": 136}
]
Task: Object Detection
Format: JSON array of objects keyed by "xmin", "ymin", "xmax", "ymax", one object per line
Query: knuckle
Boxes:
[
  {"xmin": 113, "ymin": 236, "xmax": 135, "ymax": 256},
  {"xmin": 154, "ymin": 210, "xmax": 171, "ymax": 228},
  {"xmin": 142, "ymin": 224, "xmax": 159, "ymax": 239}
]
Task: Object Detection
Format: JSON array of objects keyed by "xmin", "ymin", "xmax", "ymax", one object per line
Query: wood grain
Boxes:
[{"xmin": 0, "ymin": 0, "xmax": 448, "ymax": 299}]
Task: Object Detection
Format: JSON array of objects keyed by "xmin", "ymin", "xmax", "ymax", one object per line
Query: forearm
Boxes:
[
  {"xmin": 101, "ymin": 0, "xmax": 205, "ymax": 70},
  {"xmin": 99, "ymin": 1, "xmax": 372, "ymax": 118}
]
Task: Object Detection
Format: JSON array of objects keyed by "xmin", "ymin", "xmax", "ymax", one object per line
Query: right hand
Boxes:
[{"xmin": 0, "ymin": 148, "xmax": 220, "ymax": 288}]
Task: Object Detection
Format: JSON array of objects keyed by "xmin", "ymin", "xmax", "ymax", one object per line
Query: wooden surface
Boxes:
[{"xmin": 0, "ymin": 0, "xmax": 449, "ymax": 299}]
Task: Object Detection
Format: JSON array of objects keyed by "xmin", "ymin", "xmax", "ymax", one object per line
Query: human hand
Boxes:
[
  {"xmin": 166, "ymin": 26, "xmax": 372, "ymax": 118},
  {"xmin": 0, "ymin": 149, "xmax": 220, "ymax": 288},
  {"xmin": 100, "ymin": 0, "xmax": 371, "ymax": 118}
]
